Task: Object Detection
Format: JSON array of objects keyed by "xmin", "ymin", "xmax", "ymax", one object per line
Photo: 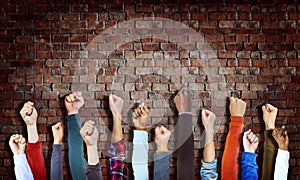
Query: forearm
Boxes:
[
  {"xmin": 67, "ymin": 114, "xmax": 86, "ymax": 180},
  {"xmin": 27, "ymin": 125, "xmax": 38, "ymax": 143},
  {"xmin": 50, "ymin": 144, "xmax": 63, "ymax": 180},
  {"xmin": 262, "ymin": 130, "xmax": 278, "ymax": 179},
  {"xmin": 13, "ymin": 154, "xmax": 34, "ymax": 180},
  {"xmin": 132, "ymin": 130, "xmax": 148, "ymax": 180},
  {"xmin": 175, "ymin": 113, "xmax": 194, "ymax": 180},
  {"xmin": 274, "ymin": 149, "xmax": 290, "ymax": 180},
  {"xmin": 87, "ymin": 146, "xmax": 99, "ymax": 165},
  {"xmin": 112, "ymin": 116, "xmax": 123, "ymax": 143},
  {"xmin": 203, "ymin": 129, "xmax": 215, "ymax": 163}
]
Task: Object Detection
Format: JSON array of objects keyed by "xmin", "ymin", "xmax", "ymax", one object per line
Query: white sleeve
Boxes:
[
  {"xmin": 132, "ymin": 130, "xmax": 148, "ymax": 180},
  {"xmin": 274, "ymin": 149, "xmax": 290, "ymax": 180},
  {"xmin": 13, "ymin": 154, "xmax": 34, "ymax": 180}
]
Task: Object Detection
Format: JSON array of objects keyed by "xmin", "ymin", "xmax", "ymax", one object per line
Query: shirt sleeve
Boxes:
[
  {"xmin": 26, "ymin": 140, "xmax": 47, "ymax": 180},
  {"xmin": 86, "ymin": 163, "xmax": 103, "ymax": 180},
  {"xmin": 175, "ymin": 113, "xmax": 194, "ymax": 180},
  {"xmin": 132, "ymin": 130, "xmax": 148, "ymax": 180},
  {"xmin": 67, "ymin": 114, "xmax": 86, "ymax": 180},
  {"xmin": 262, "ymin": 130, "xmax": 278, "ymax": 179},
  {"xmin": 109, "ymin": 140, "xmax": 126, "ymax": 180},
  {"xmin": 274, "ymin": 149, "xmax": 290, "ymax": 180},
  {"xmin": 153, "ymin": 152, "xmax": 171, "ymax": 180},
  {"xmin": 13, "ymin": 154, "xmax": 34, "ymax": 180},
  {"xmin": 241, "ymin": 152, "xmax": 258, "ymax": 180},
  {"xmin": 50, "ymin": 144, "xmax": 63, "ymax": 180},
  {"xmin": 200, "ymin": 159, "xmax": 218, "ymax": 180}
]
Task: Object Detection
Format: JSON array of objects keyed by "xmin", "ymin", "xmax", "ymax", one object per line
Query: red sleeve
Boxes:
[
  {"xmin": 221, "ymin": 116, "xmax": 244, "ymax": 180},
  {"xmin": 26, "ymin": 140, "xmax": 47, "ymax": 180}
]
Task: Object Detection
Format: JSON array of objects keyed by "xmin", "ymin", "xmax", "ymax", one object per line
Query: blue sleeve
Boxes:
[
  {"xmin": 200, "ymin": 159, "xmax": 218, "ymax": 180},
  {"xmin": 67, "ymin": 114, "xmax": 86, "ymax": 180},
  {"xmin": 154, "ymin": 152, "xmax": 171, "ymax": 180},
  {"xmin": 13, "ymin": 154, "xmax": 34, "ymax": 180},
  {"xmin": 50, "ymin": 144, "xmax": 63, "ymax": 180},
  {"xmin": 241, "ymin": 152, "xmax": 258, "ymax": 180}
]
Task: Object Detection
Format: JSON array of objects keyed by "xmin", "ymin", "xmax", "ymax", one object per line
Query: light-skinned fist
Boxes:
[
  {"xmin": 229, "ymin": 97, "xmax": 246, "ymax": 117},
  {"xmin": 20, "ymin": 101, "xmax": 38, "ymax": 126},
  {"xmin": 52, "ymin": 122, "xmax": 64, "ymax": 145},
  {"xmin": 80, "ymin": 120, "xmax": 98, "ymax": 147},
  {"xmin": 65, "ymin": 92, "xmax": 84, "ymax": 115},
  {"xmin": 243, "ymin": 129, "xmax": 259, "ymax": 153},
  {"xmin": 155, "ymin": 126, "xmax": 171, "ymax": 151},
  {"xmin": 109, "ymin": 94, "xmax": 124, "ymax": 120},
  {"xmin": 201, "ymin": 109, "xmax": 216, "ymax": 132},
  {"xmin": 262, "ymin": 103, "xmax": 278, "ymax": 130},
  {"xmin": 132, "ymin": 103, "xmax": 149, "ymax": 131},
  {"xmin": 272, "ymin": 127, "xmax": 289, "ymax": 151},
  {"xmin": 9, "ymin": 134, "xmax": 26, "ymax": 155},
  {"xmin": 174, "ymin": 88, "xmax": 191, "ymax": 113}
]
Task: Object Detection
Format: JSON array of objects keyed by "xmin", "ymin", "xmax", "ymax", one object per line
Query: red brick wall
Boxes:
[{"xmin": 1, "ymin": 1, "xmax": 300, "ymax": 179}]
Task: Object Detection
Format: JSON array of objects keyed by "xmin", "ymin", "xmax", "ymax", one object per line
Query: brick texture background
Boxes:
[{"xmin": 1, "ymin": 0, "xmax": 300, "ymax": 179}]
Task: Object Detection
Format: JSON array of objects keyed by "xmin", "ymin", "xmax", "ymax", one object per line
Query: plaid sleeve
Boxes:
[{"xmin": 109, "ymin": 140, "xmax": 126, "ymax": 180}]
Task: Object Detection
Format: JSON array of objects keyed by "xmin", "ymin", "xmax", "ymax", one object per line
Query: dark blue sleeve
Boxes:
[
  {"xmin": 241, "ymin": 152, "xmax": 258, "ymax": 180},
  {"xmin": 154, "ymin": 152, "xmax": 171, "ymax": 180},
  {"xmin": 86, "ymin": 163, "xmax": 103, "ymax": 180},
  {"xmin": 50, "ymin": 144, "xmax": 63, "ymax": 180},
  {"xmin": 67, "ymin": 114, "xmax": 86, "ymax": 180}
]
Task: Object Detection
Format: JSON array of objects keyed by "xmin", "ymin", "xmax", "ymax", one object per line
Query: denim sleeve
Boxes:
[
  {"xmin": 132, "ymin": 130, "xmax": 148, "ymax": 180},
  {"xmin": 50, "ymin": 144, "xmax": 63, "ymax": 180},
  {"xmin": 86, "ymin": 163, "xmax": 103, "ymax": 180},
  {"xmin": 200, "ymin": 159, "xmax": 218, "ymax": 180},
  {"xmin": 154, "ymin": 152, "xmax": 171, "ymax": 180},
  {"xmin": 241, "ymin": 152, "xmax": 258, "ymax": 180},
  {"xmin": 67, "ymin": 114, "xmax": 86, "ymax": 180},
  {"xmin": 13, "ymin": 154, "xmax": 34, "ymax": 180}
]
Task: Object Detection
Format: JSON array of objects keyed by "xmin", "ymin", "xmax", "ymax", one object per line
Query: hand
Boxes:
[
  {"xmin": 52, "ymin": 122, "xmax": 64, "ymax": 145},
  {"xmin": 80, "ymin": 120, "xmax": 98, "ymax": 147},
  {"xmin": 229, "ymin": 97, "xmax": 246, "ymax": 117},
  {"xmin": 109, "ymin": 94, "xmax": 124, "ymax": 120},
  {"xmin": 132, "ymin": 103, "xmax": 149, "ymax": 130},
  {"xmin": 65, "ymin": 92, "xmax": 84, "ymax": 115},
  {"xmin": 155, "ymin": 126, "xmax": 171, "ymax": 151},
  {"xmin": 272, "ymin": 127, "xmax": 289, "ymax": 151},
  {"xmin": 9, "ymin": 134, "xmax": 26, "ymax": 155},
  {"xmin": 201, "ymin": 109, "xmax": 216, "ymax": 132},
  {"xmin": 174, "ymin": 88, "xmax": 191, "ymax": 113},
  {"xmin": 262, "ymin": 103, "xmax": 278, "ymax": 130},
  {"xmin": 243, "ymin": 129, "xmax": 259, "ymax": 153},
  {"xmin": 20, "ymin": 101, "xmax": 38, "ymax": 126}
]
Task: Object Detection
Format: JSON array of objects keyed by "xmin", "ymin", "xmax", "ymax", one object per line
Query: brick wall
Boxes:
[{"xmin": 1, "ymin": 0, "xmax": 300, "ymax": 179}]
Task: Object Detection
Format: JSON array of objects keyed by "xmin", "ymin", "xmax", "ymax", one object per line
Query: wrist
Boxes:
[
  {"xmin": 156, "ymin": 144, "xmax": 168, "ymax": 151},
  {"xmin": 135, "ymin": 127, "xmax": 147, "ymax": 131},
  {"xmin": 68, "ymin": 110, "xmax": 79, "ymax": 115},
  {"xmin": 264, "ymin": 122, "xmax": 275, "ymax": 130},
  {"xmin": 54, "ymin": 139, "xmax": 62, "ymax": 145},
  {"xmin": 279, "ymin": 145, "xmax": 288, "ymax": 151},
  {"xmin": 244, "ymin": 149, "xmax": 255, "ymax": 153}
]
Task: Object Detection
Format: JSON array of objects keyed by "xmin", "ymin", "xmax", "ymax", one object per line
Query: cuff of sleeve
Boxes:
[
  {"xmin": 86, "ymin": 162, "xmax": 101, "ymax": 171},
  {"xmin": 242, "ymin": 152, "xmax": 257, "ymax": 163},
  {"xmin": 201, "ymin": 158, "xmax": 217, "ymax": 169},
  {"xmin": 109, "ymin": 140, "xmax": 126, "ymax": 157},
  {"xmin": 26, "ymin": 140, "xmax": 41, "ymax": 147},
  {"xmin": 179, "ymin": 112, "xmax": 192, "ymax": 115},
  {"xmin": 52, "ymin": 144, "xmax": 62, "ymax": 152},
  {"xmin": 156, "ymin": 150, "xmax": 169, "ymax": 152},
  {"xmin": 13, "ymin": 154, "xmax": 27, "ymax": 165},
  {"xmin": 277, "ymin": 149, "xmax": 290, "ymax": 159},
  {"xmin": 154, "ymin": 151, "xmax": 171, "ymax": 160},
  {"xmin": 133, "ymin": 130, "xmax": 148, "ymax": 143}
]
